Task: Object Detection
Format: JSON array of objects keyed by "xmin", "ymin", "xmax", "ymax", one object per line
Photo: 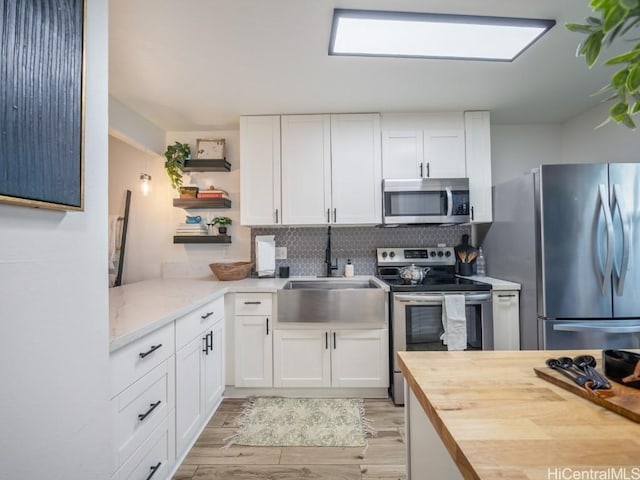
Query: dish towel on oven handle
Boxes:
[{"xmin": 441, "ymin": 294, "xmax": 467, "ymax": 351}]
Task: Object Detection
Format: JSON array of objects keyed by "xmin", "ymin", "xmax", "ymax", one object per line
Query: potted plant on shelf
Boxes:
[
  {"xmin": 164, "ymin": 141, "xmax": 191, "ymax": 191},
  {"xmin": 212, "ymin": 216, "xmax": 232, "ymax": 235}
]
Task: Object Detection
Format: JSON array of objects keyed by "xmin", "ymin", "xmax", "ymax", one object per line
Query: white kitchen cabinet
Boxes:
[
  {"xmin": 464, "ymin": 111, "xmax": 492, "ymax": 223},
  {"xmin": 273, "ymin": 328, "xmax": 389, "ymax": 388},
  {"xmin": 240, "ymin": 115, "xmax": 282, "ymax": 225},
  {"xmin": 331, "ymin": 329, "xmax": 389, "ymax": 387},
  {"xmin": 110, "ymin": 322, "xmax": 176, "ymax": 477},
  {"xmin": 281, "ymin": 114, "xmax": 331, "ymax": 225},
  {"xmin": 381, "ymin": 113, "xmax": 466, "ymax": 180},
  {"xmin": 273, "ymin": 330, "xmax": 331, "ymax": 387},
  {"xmin": 175, "ymin": 297, "xmax": 225, "ymax": 457},
  {"xmin": 330, "ymin": 113, "xmax": 382, "ymax": 224},
  {"xmin": 492, "ymin": 290, "xmax": 520, "ymax": 350},
  {"xmin": 234, "ymin": 293, "xmax": 273, "ymax": 387}
]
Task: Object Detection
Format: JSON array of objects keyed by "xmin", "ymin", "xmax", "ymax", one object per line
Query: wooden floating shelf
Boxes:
[
  {"xmin": 173, "ymin": 235, "xmax": 232, "ymax": 244},
  {"xmin": 173, "ymin": 198, "xmax": 231, "ymax": 209},
  {"xmin": 182, "ymin": 159, "xmax": 231, "ymax": 172}
]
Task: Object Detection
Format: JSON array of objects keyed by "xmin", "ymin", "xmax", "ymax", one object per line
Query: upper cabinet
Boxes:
[
  {"xmin": 464, "ymin": 111, "xmax": 492, "ymax": 223},
  {"xmin": 240, "ymin": 115, "xmax": 281, "ymax": 226},
  {"xmin": 381, "ymin": 111, "xmax": 492, "ymax": 223},
  {"xmin": 381, "ymin": 113, "xmax": 466, "ymax": 179},
  {"xmin": 241, "ymin": 113, "xmax": 382, "ymax": 226}
]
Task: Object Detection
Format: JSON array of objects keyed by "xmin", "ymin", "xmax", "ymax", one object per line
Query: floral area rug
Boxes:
[{"xmin": 226, "ymin": 397, "xmax": 375, "ymax": 447}]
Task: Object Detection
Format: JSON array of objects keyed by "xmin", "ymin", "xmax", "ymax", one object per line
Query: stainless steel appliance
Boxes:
[
  {"xmin": 377, "ymin": 246, "xmax": 493, "ymax": 405},
  {"xmin": 382, "ymin": 178, "xmax": 470, "ymax": 225},
  {"xmin": 483, "ymin": 163, "xmax": 640, "ymax": 350}
]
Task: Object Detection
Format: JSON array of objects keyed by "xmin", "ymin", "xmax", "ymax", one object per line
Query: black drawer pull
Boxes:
[
  {"xmin": 202, "ymin": 335, "xmax": 208, "ymax": 354},
  {"xmin": 139, "ymin": 344, "xmax": 162, "ymax": 359},
  {"xmin": 138, "ymin": 401, "xmax": 161, "ymax": 421},
  {"xmin": 266, "ymin": 318, "xmax": 269, "ymax": 336},
  {"xmin": 145, "ymin": 462, "xmax": 162, "ymax": 480},
  {"xmin": 333, "ymin": 332, "xmax": 336, "ymax": 349},
  {"xmin": 201, "ymin": 311, "xmax": 214, "ymax": 319},
  {"xmin": 207, "ymin": 331, "xmax": 213, "ymax": 352},
  {"xmin": 244, "ymin": 301, "xmax": 262, "ymax": 305},
  {"xmin": 498, "ymin": 294, "xmax": 517, "ymax": 298}
]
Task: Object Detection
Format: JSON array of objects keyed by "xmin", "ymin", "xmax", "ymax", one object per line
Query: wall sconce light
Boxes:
[{"xmin": 140, "ymin": 173, "xmax": 152, "ymax": 196}]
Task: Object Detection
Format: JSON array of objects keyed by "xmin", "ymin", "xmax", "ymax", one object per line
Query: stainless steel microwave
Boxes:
[{"xmin": 382, "ymin": 178, "xmax": 470, "ymax": 225}]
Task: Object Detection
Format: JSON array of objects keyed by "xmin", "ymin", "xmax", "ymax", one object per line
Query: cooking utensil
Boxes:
[
  {"xmin": 466, "ymin": 251, "xmax": 477, "ymax": 263},
  {"xmin": 573, "ymin": 355, "xmax": 611, "ymax": 389},
  {"xmin": 457, "ymin": 251, "xmax": 467, "ymax": 263},
  {"xmin": 546, "ymin": 358, "xmax": 590, "ymax": 387},
  {"xmin": 603, "ymin": 349, "xmax": 640, "ymax": 389},
  {"xmin": 558, "ymin": 356, "xmax": 607, "ymax": 390},
  {"xmin": 399, "ymin": 264, "xmax": 431, "ymax": 284}
]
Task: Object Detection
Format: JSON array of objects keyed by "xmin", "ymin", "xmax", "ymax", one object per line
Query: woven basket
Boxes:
[{"xmin": 209, "ymin": 262, "xmax": 253, "ymax": 281}]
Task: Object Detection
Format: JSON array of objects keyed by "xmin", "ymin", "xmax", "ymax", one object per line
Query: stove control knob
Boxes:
[
  {"xmin": 389, "ymin": 251, "xmax": 396, "ymax": 258},
  {"xmin": 430, "ymin": 251, "xmax": 436, "ymax": 257},
  {"xmin": 381, "ymin": 251, "xmax": 388, "ymax": 258},
  {"xmin": 437, "ymin": 251, "xmax": 444, "ymax": 257},
  {"xmin": 445, "ymin": 250, "xmax": 451, "ymax": 257}
]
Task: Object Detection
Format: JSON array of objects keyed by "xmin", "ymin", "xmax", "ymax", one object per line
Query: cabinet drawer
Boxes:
[
  {"xmin": 112, "ymin": 357, "xmax": 175, "ymax": 472},
  {"xmin": 111, "ymin": 322, "xmax": 174, "ymax": 397},
  {"xmin": 235, "ymin": 292, "xmax": 272, "ymax": 315},
  {"xmin": 175, "ymin": 296, "xmax": 225, "ymax": 350},
  {"xmin": 113, "ymin": 416, "xmax": 174, "ymax": 480}
]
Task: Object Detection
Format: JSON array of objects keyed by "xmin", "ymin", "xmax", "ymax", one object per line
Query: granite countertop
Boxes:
[
  {"xmin": 398, "ymin": 350, "xmax": 639, "ymax": 479},
  {"xmin": 109, "ymin": 275, "xmax": 388, "ymax": 351}
]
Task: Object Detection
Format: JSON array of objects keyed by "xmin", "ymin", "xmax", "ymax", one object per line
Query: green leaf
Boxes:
[
  {"xmin": 605, "ymin": 48, "xmax": 640, "ymax": 64},
  {"xmin": 612, "ymin": 67, "xmax": 630, "ymax": 87},
  {"xmin": 610, "ymin": 101, "xmax": 629, "ymax": 120},
  {"xmin": 565, "ymin": 23, "xmax": 595, "ymax": 34},
  {"xmin": 604, "ymin": 6, "xmax": 626, "ymax": 32},
  {"xmin": 620, "ymin": 113, "xmax": 636, "ymax": 128},
  {"xmin": 631, "ymin": 101, "xmax": 640, "ymax": 113},
  {"xmin": 586, "ymin": 16, "xmax": 603, "ymax": 26},
  {"xmin": 584, "ymin": 33, "xmax": 604, "ymax": 65},
  {"xmin": 619, "ymin": 0, "xmax": 640, "ymax": 9},
  {"xmin": 626, "ymin": 64, "xmax": 640, "ymax": 91}
]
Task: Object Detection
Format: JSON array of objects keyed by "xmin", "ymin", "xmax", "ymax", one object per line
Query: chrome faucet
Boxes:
[{"xmin": 325, "ymin": 226, "xmax": 338, "ymax": 277}]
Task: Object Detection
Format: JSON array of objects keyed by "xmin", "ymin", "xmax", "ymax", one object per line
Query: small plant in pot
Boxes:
[
  {"xmin": 164, "ymin": 141, "xmax": 191, "ymax": 191},
  {"xmin": 212, "ymin": 216, "xmax": 232, "ymax": 235}
]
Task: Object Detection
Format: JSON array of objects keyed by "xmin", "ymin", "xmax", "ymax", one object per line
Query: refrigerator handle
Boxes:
[
  {"xmin": 612, "ymin": 184, "xmax": 630, "ymax": 295},
  {"xmin": 597, "ymin": 184, "xmax": 614, "ymax": 294},
  {"xmin": 553, "ymin": 323, "xmax": 640, "ymax": 334}
]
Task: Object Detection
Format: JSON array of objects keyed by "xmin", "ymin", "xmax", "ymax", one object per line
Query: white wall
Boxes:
[
  {"xmin": 109, "ymin": 136, "xmax": 173, "ymax": 283},
  {"xmin": 109, "ymin": 96, "xmax": 166, "ymax": 156},
  {"xmin": 0, "ymin": 0, "xmax": 111, "ymax": 478}
]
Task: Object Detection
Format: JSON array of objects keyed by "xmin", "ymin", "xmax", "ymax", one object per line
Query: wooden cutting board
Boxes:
[{"xmin": 534, "ymin": 366, "xmax": 640, "ymax": 423}]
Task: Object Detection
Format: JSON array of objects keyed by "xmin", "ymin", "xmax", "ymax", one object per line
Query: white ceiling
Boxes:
[{"xmin": 109, "ymin": 0, "xmax": 614, "ymax": 131}]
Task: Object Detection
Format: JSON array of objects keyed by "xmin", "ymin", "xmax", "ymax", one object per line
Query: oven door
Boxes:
[
  {"xmin": 392, "ymin": 292, "xmax": 493, "ymax": 368},
  {"xmin": 390, "ymin": 292, "xmax": 493, "ymax": 405}
]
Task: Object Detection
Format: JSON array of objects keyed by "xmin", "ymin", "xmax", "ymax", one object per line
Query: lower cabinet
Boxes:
[
  {"xmin": 175, "ymin": 312, "xmax": 225, "ymax": 456},
  {"xmin": 234, "ymin": 292, "xmax": 274, "ymax": 387},
  {"xmin": 273, "ymin": 329, "xmax": 389, "ymax": 388},
  {"xmin": 492, "ymin": 290, "xmax": 520, "ymax": 350}
]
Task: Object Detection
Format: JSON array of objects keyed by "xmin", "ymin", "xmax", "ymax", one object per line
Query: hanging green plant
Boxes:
[
  {"xmin": 164, "ymin": 141, "xmax": 191, "ymax": 190},
  {"xmin": 566, "ymin": 1, "xmax": 640, "ymax": 129}
]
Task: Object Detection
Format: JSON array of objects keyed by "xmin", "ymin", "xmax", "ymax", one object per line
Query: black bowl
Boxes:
[{"xmin": 602, "ymin": 349, "xmax": 640, "ymax": 389}]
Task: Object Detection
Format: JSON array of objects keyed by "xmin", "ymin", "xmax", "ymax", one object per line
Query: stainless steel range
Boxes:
[{"xmin": 376, "ymin": 247, "xmax": 493, "ymax": 405}]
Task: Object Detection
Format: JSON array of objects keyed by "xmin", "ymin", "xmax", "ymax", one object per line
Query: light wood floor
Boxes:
[{"xmin": 173, "ymin": 397, "xmax": 406, "ymax": 480}]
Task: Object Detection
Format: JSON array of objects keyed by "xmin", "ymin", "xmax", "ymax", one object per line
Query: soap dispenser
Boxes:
[{"xmin": 344, "ymin": 259, "xmax": 354, "ymax": 277}]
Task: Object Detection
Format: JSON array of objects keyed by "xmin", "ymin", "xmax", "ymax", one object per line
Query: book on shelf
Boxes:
[{"xmin": 197, "ymin": 190, "xmax": 227, "ymax": 199}]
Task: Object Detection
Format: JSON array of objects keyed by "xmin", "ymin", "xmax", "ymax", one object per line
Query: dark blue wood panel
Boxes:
[{"xmin": 0, "ymin": 0, "xmax": 84, "ymax": 210}]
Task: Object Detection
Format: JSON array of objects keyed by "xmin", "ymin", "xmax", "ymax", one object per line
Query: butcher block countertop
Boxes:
[{"xmin": 398, "ymin": 350, "xmax": 640, "ymax": 480}]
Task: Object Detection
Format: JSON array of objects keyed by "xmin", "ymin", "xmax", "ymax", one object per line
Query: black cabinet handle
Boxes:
[
  {"xmin": 498, "ymin": 294, "xmax": 517, "ymax": 298},
  {"xmin": 275, "ymin": 208, "xmax": 279, "ymax": 224},
  {"xmin": 244, "ymin": 301, "xmax": 262, "ymax": 305},
  {"xmin": 201, "ymin": 311, "xmax": 213, "ymax": 319},
  {"xmin": 419, "ymin": 162, "xmax": 423, "ymax": 177},
  {"xmin": 426, "ymin": 162, "xmax": 430, "ymax": 177},
  {"xmin": 333, "ymin": 208, "xmax": 337, "ymax": 223},
  {"xmin": 145, "ymin": 462, "xmax": 162, "ymax": 480},
  {"xmin": 138, "ymin": 401, "xmax": 161, "ymax": 421},
  {"xmin": 333, "ymin": 332, "xmax": 336, "ymax": 349},
  {"xmin": 266, "ymin": 318, "xmax": 269, "ymax": 336},
  {"xmin": 207, "ymin": 331, "xmax": 213, "ymax": 352},
  {"xmin": 139, "ymin": 344, "xmax": 162, "ymax": 359},
  {"xmin": 471, "ymin": 206, "xmax": 475, "ymax": 221},
  {"xmin": 327, "ymin": 208, "xmax": 330, "ymax": 223},
  {"xmin": 325, "ymin": 331, "xmax": 328, "ymax": 349}
]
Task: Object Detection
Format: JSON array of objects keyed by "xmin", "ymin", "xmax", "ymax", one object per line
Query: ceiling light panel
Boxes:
[{"xmin": 329, "ymin": 10, "xmax": 556, "ymax": 62}]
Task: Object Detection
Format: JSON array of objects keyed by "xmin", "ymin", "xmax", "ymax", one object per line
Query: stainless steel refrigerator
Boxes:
[{"xmin": 483, "ymin": 163, "xmax": 640, "ymax": 350}]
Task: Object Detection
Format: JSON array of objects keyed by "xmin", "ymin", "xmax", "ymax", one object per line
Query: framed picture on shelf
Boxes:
[{"xmin": 196, "ymin": 138, "xmax": 225, "ymax": 159}]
